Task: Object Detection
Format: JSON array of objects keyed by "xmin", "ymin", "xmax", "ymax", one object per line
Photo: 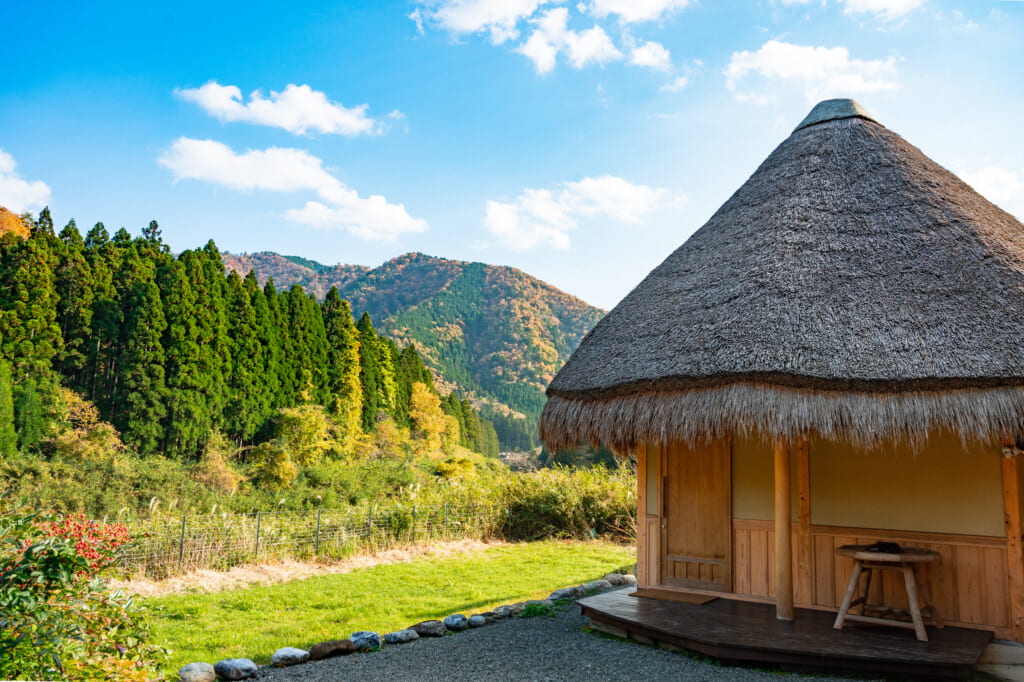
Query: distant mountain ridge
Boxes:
[
  {"xmin": 221, "ymin": 251, "xmax": 606, "ymax": 427},
  {"xmin": 221, "ymin": 252, "xmax": 369, "ymax": 299}
]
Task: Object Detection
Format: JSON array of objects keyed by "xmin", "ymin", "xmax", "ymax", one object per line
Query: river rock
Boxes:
[
  {"xmin": 384, "ymin": 629, "xmax": 420, "ymax": 644},
  {"xmin": 468, "ymin": 615, "xmax": 487, "ymax": 628},
  {"xmin": 602, "ymin": 573, "xmax": 627, "ymax": 586},
  {"xmin": 412, "ymin": 620, "xmax": 447, "ymax": 637},
  {"xmin": 271, "ymin": 647, "xmax": 309, "ymax": 667},
  {"xmin": 308, "ymin": 639, "xmax": 355, "ymax": 660},
  {"xmin": 179, "ymin": 662, "xmax": 215, "ymax": 682},
  {"xmin": 621, "ymin": 574, "xmax": 637, "ymax": 585},
  {"xmin": 584, "ymin": 579, "xmax": 613, "ymax": 593},
  {"xmin": 549, "ymin": 586, "xmax": 581, "ymax": 600},
  {"xmin": 507, "ymin": 602, "xmax": 526, "ymax": 616},
  {"xmin": 213, "ymin": 658, "xmax": 257, "ymax": 680},
  {"xmin": 443, "ymin": 614, "xmax": 469, "ymax": 631},
  {"xmin": 350, "ymin": 631, "xmax": 382, "ymax": 651},
  {"xmin": 491, "ymin": 606, "xmax": 512, "ymax": 619}
]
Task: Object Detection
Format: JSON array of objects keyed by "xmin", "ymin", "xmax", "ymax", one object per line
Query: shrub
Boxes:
[
  {"xmin": 501, "ymin": 465, "xmax": 635, "ymax": 541},
  {"xmin": 0, "ymin": 497, "xmax": 166, "ymax": 680}
]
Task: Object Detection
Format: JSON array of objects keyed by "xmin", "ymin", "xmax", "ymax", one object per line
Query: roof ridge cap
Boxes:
[{"xmin": 794, "ymin": 98, "xmax": 882, "ymax": 132}]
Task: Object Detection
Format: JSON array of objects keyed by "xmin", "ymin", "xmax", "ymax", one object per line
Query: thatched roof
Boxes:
[{"xmin": 541, "ymin": 99, "xmax": 1024, "ymax": 451}]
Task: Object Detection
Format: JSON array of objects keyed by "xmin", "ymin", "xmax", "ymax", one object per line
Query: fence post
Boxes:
[
  {"xmin": 444, "ymin": 502, "xmax": 448, "ymax": 540},
  {"xmin": 412, "ymin": 505, "xmax": 417, "ymax": 543},
  {"xmin": 315, "ymin": 509, "xmax": 321, "ymax": 554},
  {"xmin": 178, "ymin": 514, "xmax": 186, "ymax": 571},
  {"xmin": 255, "ymin": 511, "xmax": 262, "ymax": 560},
  {"xmin": 367, "ymin": 505, "xmax": 374, "ymax": 540}
]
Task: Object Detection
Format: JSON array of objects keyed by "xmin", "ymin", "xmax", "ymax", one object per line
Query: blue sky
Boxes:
[{"xmin": 1, "ymin": 0, "xmax": 1022, "ymax": 309}]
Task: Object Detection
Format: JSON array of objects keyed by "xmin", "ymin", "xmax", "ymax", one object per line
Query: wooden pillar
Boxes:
[
  {"xmin": 796, "ymin": 434, "xmax": 812, "ymax": 605},
  {"xmin": 636, "ymin": 442, "xmax": 648, "ymax": 588},
  {"xmin": 774, "ymin": 434, "xmax": 794, "ymax": 621},
  {"xmin": 1002, "ymin": 437, "xmax": 1024, "ymax": 641}
]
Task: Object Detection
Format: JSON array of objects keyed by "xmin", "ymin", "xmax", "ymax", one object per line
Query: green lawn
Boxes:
[{"xmin": 147, "ymin": 540, "xmax": 635, "ymax": 671}]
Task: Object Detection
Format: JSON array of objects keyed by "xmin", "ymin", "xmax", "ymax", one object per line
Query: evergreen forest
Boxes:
[{"xmin": 0, "ymin": 208, "xmax": 504, "ymax": 515}]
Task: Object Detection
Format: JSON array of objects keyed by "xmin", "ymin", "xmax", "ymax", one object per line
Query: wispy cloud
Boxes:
[
  {"xmin": 842, "ymin": 0, "xmax": 925, "ymax": 21},
  {"xmin": 629, "ymin": 39, "xmax": 672, "ymax": 70},
  {"xmin": 518, "ymin": 8, "xmax": 622, "ymax": 75},
  {"xmin": 725, "ymin": 40, "xmax": 899, "ymax": 103},
  {"xmin": 774, "ymin": 0, "xmax": 925, "ymax": 21},
  {"xmin": 0, "ymin": 149, "xmax": 51, "ymax": 215},
  {"xmin": 484, "ymin": 175, "xmax": 683, "ymax": 250},
  {"xmin": 588, "ymin": 0, "xmax": 693, "ymax": 23},
  {"xmin": 660, "ymin": 76, "xmax": 689, "ymax": 91},
  {"xmin": 411, "ymin": 0, "xmax": 689, "ymax": 76},
  {"xmin": 158, "ymin": 138, "xmax": 427, "ymax": 241},
  {"xmin": 175, "ymin": 82, "xmax": 381, "ymax": 137},
  {"xmin": 410, "ymin": 0, "xmax": 547, "ymax": 43}
]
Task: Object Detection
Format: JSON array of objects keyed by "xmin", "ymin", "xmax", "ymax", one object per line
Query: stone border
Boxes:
[{"xmin": 177, "ymin": 574, "xmax": 637, "ymax": 681}]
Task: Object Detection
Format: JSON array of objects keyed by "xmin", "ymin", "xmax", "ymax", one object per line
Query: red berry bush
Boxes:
[{"xmin": 0, "ymin": 496, "xmax": 166, "ymax": 680}]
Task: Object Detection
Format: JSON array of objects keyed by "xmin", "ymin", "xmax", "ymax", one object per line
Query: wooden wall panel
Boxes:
[
  {"xmin": 732, "ymin": 519, "xmax": 1011, "ymax": 636},
  {"xmin": 644, "ymin": 517, "xmax": 660, "ymax": 587}
]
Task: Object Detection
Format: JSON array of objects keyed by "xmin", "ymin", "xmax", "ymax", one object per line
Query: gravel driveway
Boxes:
[{"xmin": 252, "ymin": 590, "xmax": 854, "ymax": 681}]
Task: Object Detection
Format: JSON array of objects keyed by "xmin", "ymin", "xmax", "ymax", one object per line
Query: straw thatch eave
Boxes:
[
  {"xmin": 541, "ymin": 100, "xmax": 1024, "ymax": 452},
  {"xmin": 540, "ymin": 384, "xmax": 1024, "ymax": 453}
]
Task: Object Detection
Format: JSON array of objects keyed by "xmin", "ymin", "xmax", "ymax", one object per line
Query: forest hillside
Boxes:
[{"xmin": 223, "ymin": 251, "xmax": 606, "ymax": 449}]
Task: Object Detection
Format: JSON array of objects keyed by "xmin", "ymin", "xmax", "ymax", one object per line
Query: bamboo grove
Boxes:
[{"xmin": 0, "ymin": 208, "xmax": 499, "ymax": 466}]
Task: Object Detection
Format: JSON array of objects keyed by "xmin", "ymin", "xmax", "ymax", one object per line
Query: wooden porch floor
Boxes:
[{"xmin": 579, "ymin": 588, "xmax": 992, "ymax": 679}]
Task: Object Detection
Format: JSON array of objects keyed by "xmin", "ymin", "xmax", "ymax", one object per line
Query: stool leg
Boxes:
[
  {"xmin": 860, "ymin": 568, "xmax": 873, "ymax": 615},
  {"xmin": 902, "ymin": 563, "xmax": 928, "ymax": 642},
  {"xmin": 834, "ymin": 561, "xmax": 863, "ymax": 631}
]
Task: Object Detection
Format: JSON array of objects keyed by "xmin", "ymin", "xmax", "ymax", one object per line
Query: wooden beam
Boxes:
[
  {"xmin": 774, "ymin": 434, "xmax": 794, "ymax": 621},
  {"xmin": 1002, "ymin": 436, "xmax": 1024, "ymax": 642},
  {"xmin": 796, "ymin": 433, "xmax": 812, "ymax": 605}
]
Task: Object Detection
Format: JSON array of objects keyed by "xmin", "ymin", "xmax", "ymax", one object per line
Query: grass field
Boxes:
[{"xmin": 147, "ymin": 540, "xmax": 635, "ymax": 671}]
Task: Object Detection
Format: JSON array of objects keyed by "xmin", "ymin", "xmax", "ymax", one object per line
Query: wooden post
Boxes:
[
  {"xmin": 315, "ymin": 509, "xmax": 321, "ymax": 554},
  {"xmin": 178, "ymin": 514, "xmax": 186, "ymax": 572},
  {"xmin": 796, "ymin": 434, "xmax": 812, "ymax": 605},
  {"xmin": 774, "ymin": 434, "xmax": 794, "ymax": 621},
  {"xmin": 1002, "ymin": 437, "xmax": 1024, "ymax": 641}
]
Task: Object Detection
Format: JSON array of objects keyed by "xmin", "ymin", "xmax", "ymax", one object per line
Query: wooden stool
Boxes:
[{"xmin": 833, "ymin": 544, "xmax": 942, "ymax": 642}]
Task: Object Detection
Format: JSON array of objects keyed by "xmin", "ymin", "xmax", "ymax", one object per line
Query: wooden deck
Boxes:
[{"xmin": 580, "ymin": 589, "xmax": 992, "ymax": 679}]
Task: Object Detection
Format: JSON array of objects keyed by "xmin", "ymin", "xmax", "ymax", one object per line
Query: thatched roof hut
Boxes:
[{"xmin": 540, "ymin": 98, "xmax": 1024, "ymax": 453}]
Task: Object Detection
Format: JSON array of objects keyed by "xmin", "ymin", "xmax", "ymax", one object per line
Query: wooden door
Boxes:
[{"xmin": 661, "ymin": 437, "xmax": 732, "ymax": 592}]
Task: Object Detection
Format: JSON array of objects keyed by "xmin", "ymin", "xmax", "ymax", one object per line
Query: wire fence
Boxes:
[{"xmin": 118, "ymin": 502, "xmax": 507, "ymax": 579}]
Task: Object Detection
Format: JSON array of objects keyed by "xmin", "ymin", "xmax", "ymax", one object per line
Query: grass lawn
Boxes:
[{"xmin": 147, "ymin": 539, "xmax": 634, "ymax": 671}]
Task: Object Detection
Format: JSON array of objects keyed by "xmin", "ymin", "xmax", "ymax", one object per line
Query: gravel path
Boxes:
[{"xmin": 252, "ymin": 589, "xmax": 855, "ymax": 681}]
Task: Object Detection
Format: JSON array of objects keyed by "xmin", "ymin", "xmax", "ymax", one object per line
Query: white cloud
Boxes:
[
  {"xmin": 0, "ymin": 149, "xmax": 51, "ymax": 215},
  {"xmin": 588, "ymin": 0, "xmax": 692, "ymax": 23},
  {"xmin": 842, "ymin": 0, "xmax": 925, "ymax": 21},
  {"xmin": 725, "ymin": 40, "xmax": 900, "ymax": 103},
  {"xmin": 660, "ymin": 75, "xmax": 689, "ymax": 91},
  {"xmin": 412, "ymin": 0, "xmax": 547, "ymax": 44},
  {"xmin": 484, "ymin": 175, "xmax": 681, "ymax": 250},
  {"xmin": 630, "ymin": 39, "xmax": 671, "ymax": 70},
  {"xmin": 158, "ymin": 138, "xmax": 427, "ymax": 241},
  {"xmin": 959, "ymin": 165, "xmax": 1024, "ymax": 220},
  {"xmin": 175, "ymin": 82, "xmax": 379, "ymax": 136},
  {"xmin": 517, "ymin": 8, "xmax": 622, "ymax": 74}
]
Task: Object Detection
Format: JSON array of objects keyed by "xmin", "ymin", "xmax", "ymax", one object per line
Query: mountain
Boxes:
[
  {"xmin": 222, "ymin": 251, "xmax": 605, "ymax": 430},
  {"xmin": 0, "ymin": 207, "xmax": 30, "ymax": 239},
  {"xmin": 220, "ymin": 252, "xmax": 368, "ymax": 298}
]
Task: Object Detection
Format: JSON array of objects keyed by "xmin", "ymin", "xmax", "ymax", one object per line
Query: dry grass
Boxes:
[{"xmin": 114, "ymin": 538, "xmax": 507, "ymax": 597}]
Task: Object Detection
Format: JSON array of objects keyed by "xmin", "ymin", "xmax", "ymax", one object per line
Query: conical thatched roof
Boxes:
[{"xmin": 540, "ymin": 99, "xmax": 1024, "ymax": 452}]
